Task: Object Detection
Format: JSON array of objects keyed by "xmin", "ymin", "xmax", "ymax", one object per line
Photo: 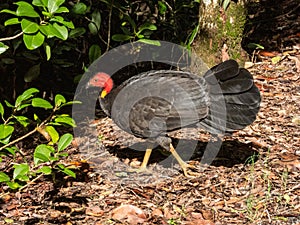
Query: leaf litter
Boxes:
[{"xmin": 0, "ymin": 54, "xmax": 300, "ymax": 225}]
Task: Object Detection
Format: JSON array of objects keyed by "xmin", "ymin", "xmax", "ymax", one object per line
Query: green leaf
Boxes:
[
  {"xmin": 50, "ymin": 16, "xmax": 74, "ymax": 29},
  {"xmin": 45, "ymin": 126, "xmax": 59, "ymax": 143},
  {"xmin": 222, "ymin": 0, "xmax": 231, "ymax": 10},
  {"xmin": 36, "ymin": 166, "xmax": 52, "ymax": 174},
  {"xmin": 45, "ymin": 44, "xmax": 51, "ymax": 60},
  {"xmin": 54, "ymin": 94, "xmax": 66, "ymax": 107},
  {"xmin": 54, "ymin": 115, "xmax": 76, "ymax": 127},
  {"xmin": 23, "ymin": 32, "xmax": 45, "ymax": 50},
  {"xmin": 58, "ymin": 133, "xmax": 73, "ymax": 151},
  {"xmin": 13, "ymin": 163, "xmax": 29, "ymax": 180},
  {"xmin": 0, "ymin": 42, "xmax": 9, "ymax": 54},
  {"xmin": 72, "ymin": 2, "xmax": 87, "ymax": 15},
  {"xmin": 32, "ymin": 0, "xmax": 45, "ymax": 7},
  {"xmin": 7, "ymin": 181, "xmax": 22, "ymax": 189},
  {"xmin": 89, "ymin": 44, "xmax": 101, "ymax": 63},
  {"xmin": 0, "ymin": 9, "xmax": 17, "ymax": 16},
  {"xmin": 69, "ymin": 27, "xmax": 86, "ymax": 38},
  {"xmin": 91, "ymin": 10, "xmax": 101, "ymax": 29},
  {"xmin": 61, "ymin": 100, "xmax": 81, "ymax": 107},
  {"xmin": 136, "ymin": 34, "xmax": 144, "ymax": 39},
  {"xmin": 39, "ymin": 24, "xmax": 55, "ymax": 38},
  {"xmin": 0, "ymin": 102, "xmax": 4, "ymax": 119},
  {"xmin": 5, "ymin": 146, "xmax": 18, "ymax": 156},
  {"xmin": 112, "ymin": 34, "xmax": 133, "ymax": 42},
  {"xmin": 0, "ymin": 135, "xmax": 12, "ymax": 145},
  {"xmin": 138, "ymin": 39, "xmax": 161, "ymax": 46},
  {"xmin": 4, "ymin": 18, "xmax": 20, "ymax": 26},
  {"xmin": 88, "ymin": 10, "xmax": 101, "ymax": 35},
  {"xmin": 88, "ymin": 23, "xmax": 98, "ymax": 35},
  {"xmin": 0, "ymin": 172, "xmax": 10, "ymax": 182},
  {"xmin": 62, "ymin": 167, "xmax": 76, "ymax": 178},
  {"xmin": 42, "ymin": 11, "xmax": 52, "ymax": 18},
  {"xmin": 4, "ymin": 100, "xmax": 14, "ymax": 108},
  {"xmin": 34, "ymin": 144, "xmax": 54, "ymax": 165},
  {"xmin": 15, "ymin": 1, "xmax": 40, "ymax": 17},
  {"xmin": 21, "ymin": 19, "xmax": 39, "ymax": 34},
  {"xmin": 49, "ymin": 156, "xmax": 59, "ymax": 161},
  {"xmin": 24, "ymin": 63, "xmax": 40, "ymax": 82},
  {"xmin": 34, "ymin": 113, "xmax": 40, "ymax": 121},
  {"xmin": 16, "ymin": 103, "xmax": 31, "ymax": 111},
  {"xmin": 0, "ymin": 124, "xmax": 14, "ymax": 140},
  {"xmin": 55, "ymin": 6, "xmax": 69, "ymax": 13},
  {"xmin": 51, "ymin": 23, "xmax": 68, "ymax": 40},
  {"xmin": 57, "ymin": 164, "xmax": 75, "ymax": 178},
  {"xmin": 15, "ymin": 87, "xmax": 39, "ymax": 107},
  {"xmin": 13, "ymin": 116, "xmax": 30, "ymax": 127},
  {"xmin": 47, "ymin": 0, "xmax": 65, "ymax": 14},
  {"xmin": 57, "ymin": 152, "xmax": 68, "ymax": 157},
  {"xmin": 247, "ymin": 42, "xmax": 264, "ymax": 50},
  {"xmin": 158, "ymin": 1, "xmax": 167, "ymax": 14},
  {"xmin": 31, "ymin": 98, "xmax": 53, "ymax": 109},
  {"xmin": 186, "ymin": 24, "xmax": 199, "ymax": 47},
  {"xmin": 138, "ymin": 23, "xmax": 157, "ymax": 33}
]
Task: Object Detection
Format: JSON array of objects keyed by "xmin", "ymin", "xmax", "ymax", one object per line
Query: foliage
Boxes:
[
  {"xmin": 0, "ymin": 0, "xmax": 238, "ymax": 77},
  {"xmin": 0, "ymin": 0, "xmax": 74, "ymax": 58},
  {"xmin": 0, "ymin": 88, "xmax": 80, "ymax": 189}
]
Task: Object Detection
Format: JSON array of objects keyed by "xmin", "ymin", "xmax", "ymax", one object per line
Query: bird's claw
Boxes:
[
  {"xmin": 180, "ymin": 162, "xmax": 199, "ymax": 177},
  {"xmin": 127, "ymin": 166, "xmax": 151, "ymax": 174}
]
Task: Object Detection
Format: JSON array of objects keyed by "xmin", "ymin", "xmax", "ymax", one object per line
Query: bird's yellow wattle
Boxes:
[{"xmin": 101, "ymin": 90, "xmax": 108, "ymax": 98}]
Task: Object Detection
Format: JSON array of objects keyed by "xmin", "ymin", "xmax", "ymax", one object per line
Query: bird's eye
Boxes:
[{"xmin": 94, "ymin": 79, "xmax": 98, "ymax": 82}]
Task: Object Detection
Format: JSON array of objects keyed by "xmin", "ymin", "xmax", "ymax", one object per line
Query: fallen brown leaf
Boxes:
[
  {"xmin": 152, "ymin": 208, "xmax": 163, "ymax": 217},
  {"xmin": 184, "ymin": 219, "xmax": 216, "ymax": 225},
  {"xmin": 111, "ymin": 204, "xmax": 147, "ymax": 225},
  {"xmin": 86, "ymin": 205, "xmax": 104, "ymax": 217}
]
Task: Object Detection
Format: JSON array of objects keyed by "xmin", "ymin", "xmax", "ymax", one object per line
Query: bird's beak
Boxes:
[{"xmin": 100, "ymin": 90, "xmax": 107, "ymax": 98}]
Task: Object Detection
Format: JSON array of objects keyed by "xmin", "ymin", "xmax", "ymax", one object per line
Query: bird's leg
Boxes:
[
  {"xmin": 128, "ymin": 145, "xmax": 153, "ymax": 173},
  {"xmin": 139, "ymin": 148, "xmax": 152, "ymax": 170},
  {"xmin": 169, "ymin": 143, "xmax": 198, "ymax": 177}
]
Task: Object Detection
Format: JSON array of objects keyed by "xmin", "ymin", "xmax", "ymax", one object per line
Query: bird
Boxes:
[{"xmin": 87, "ymin": 59, "xmax": 261, "ymax": 176}]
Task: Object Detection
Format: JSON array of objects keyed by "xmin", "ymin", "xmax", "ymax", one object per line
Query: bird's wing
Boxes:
[{"xmin": 105, "ymin": 70, "xmax": 210, "ymax": 138}]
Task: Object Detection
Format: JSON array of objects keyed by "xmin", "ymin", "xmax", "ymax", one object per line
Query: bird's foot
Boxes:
[
  {"xmin": 127, "ymin": 165, "xmax": 151, "ymax": 174},
  {"xmin": 179, "ymin": 162, "xmax": 200, "ymax": 178}
]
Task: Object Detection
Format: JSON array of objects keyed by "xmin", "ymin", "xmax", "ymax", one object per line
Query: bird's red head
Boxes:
[{"xmin": 88, "ymin": 72, "xmax": 114, "ymax": 98}]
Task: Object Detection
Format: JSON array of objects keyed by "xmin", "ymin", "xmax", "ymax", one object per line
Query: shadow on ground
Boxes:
[{"xmin": 105, "ymin": 138, "xmax": 259, "ymax": 169}]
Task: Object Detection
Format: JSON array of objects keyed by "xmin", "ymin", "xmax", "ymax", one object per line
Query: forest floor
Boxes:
[{"xmin": 0, "ymin": 51, "xmax": 299, "ymax": 225}]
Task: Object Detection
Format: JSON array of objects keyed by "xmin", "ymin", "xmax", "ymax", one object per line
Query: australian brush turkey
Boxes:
[{"xmin": 87, "ymin": 60, "xmax": 261, "ymax": 176}]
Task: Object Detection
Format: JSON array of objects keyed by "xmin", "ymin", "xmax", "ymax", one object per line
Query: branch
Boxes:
[
  {"xmin": 0, "ymin": 128, "xmax": 37, "ymax": 151},
  {"xmin": 19, "ymin": 173, "xmax": 44, "ymax": 191},
  {"xmin": 106, "ymin": 0, "xmax": 113, "ymax": 52},
  {"xmin": 0, "ymin": 32, "xmax": 23, "ymax": 42}
]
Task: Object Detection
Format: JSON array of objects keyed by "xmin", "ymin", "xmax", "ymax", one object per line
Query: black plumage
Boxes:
[{"xmin": 87, "ymin": 59, "xmax": 261, "ymax": 176}]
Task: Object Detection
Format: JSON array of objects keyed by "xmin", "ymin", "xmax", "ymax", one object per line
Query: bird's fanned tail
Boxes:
[{"xmin": 199, "ymin": 60, "xmax": 261, "ymax": 134}]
